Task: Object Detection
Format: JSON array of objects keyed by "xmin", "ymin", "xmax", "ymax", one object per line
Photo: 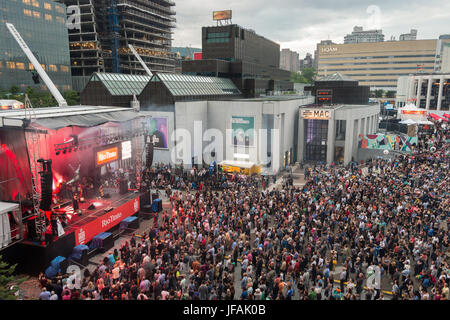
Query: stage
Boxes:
[{"xmin": 2, "ymin": 190, "xmax": 148, "ymax": 275}]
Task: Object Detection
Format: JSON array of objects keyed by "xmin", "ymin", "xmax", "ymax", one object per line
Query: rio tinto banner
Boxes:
[
  {"xmin": 74, "ymin": 196, "xmax": 140, "ymax": 246},
  {"xmin": 213, "ymin": 10, "xmax": 232, "ymax": 21},
  {"xmin": 96, "ymin": 146, "xmax": 118, "ymax": 166}
]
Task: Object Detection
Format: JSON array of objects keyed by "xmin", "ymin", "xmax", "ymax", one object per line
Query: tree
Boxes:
[
  {"xmin": 301, "ymin": 67, "xmax": 317, "ymax": 84},
  {"xmin": 0, "ymin": 255, "xmax": 27, "ymax": 300},
  {"xmin": 10, "ymin": 85, "xmax": 20, "ymax": 95},
  {"xmin": 64, "ymin": 90, "xmax": 80, "ymax": 106},
  {"xmin": 386, "ymin": 90, "xmax": 396, "ymax": 98},
  {"xmin": 374, "ymin": 89, "xmax": 385, "ymax": 98}
]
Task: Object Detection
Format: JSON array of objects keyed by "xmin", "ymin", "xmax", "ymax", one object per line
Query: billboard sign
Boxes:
[
  {"xmin": 121, "ymin": 140, "xmax": 132, "ymax": 160},
  {"xmin": 74, "ymin": 196, "xmax": 140, "ymax": 245},
  {"xmin": 301, "ymin": 109, "xmax": 331, "ymax": 120},
  {"xmin": 148, "ymin": 117, "xmax": 168, "ymax": 149},
  {"xmin": 213, "ymin": 10, "xmax": 232, "ymax": 21},
  {"xmin": 96, "ymin": 146, "xmax": 119, "ymax": 166},
  {"xmin": 232, "ymin": 116, "xmax": 254, "ymax": 146}
]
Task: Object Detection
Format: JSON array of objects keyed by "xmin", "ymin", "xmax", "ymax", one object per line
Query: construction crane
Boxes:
[
  {"xmin": 5, "ymin": 23, "xmax": 68, "ymax": 107},
  {"xmin": 128, "ymin": 44, "xmax": 153, "ymax": 77}
]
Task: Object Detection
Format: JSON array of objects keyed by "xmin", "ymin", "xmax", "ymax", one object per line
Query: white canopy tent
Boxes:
[
  {"xmin": 0, "ymin": 202, "xmax": 21, "ymax": 249},
  {"xmin": 399, "ymin": 104, "xmax": 428, "ymax": 122}
]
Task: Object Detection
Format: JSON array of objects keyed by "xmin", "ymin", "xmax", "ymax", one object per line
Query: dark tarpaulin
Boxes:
[{"xmin": 31, "ymin": 110, "xmax": 141, "ymax": 130}]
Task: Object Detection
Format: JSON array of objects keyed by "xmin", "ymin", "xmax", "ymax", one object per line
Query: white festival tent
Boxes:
[{"xmin": 0, "ymin": 202, "xmax": 19, "ymax": 249}]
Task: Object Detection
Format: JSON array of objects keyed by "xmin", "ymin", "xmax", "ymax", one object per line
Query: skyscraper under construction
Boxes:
[{"xmin": 56, "ymin": 0, "xmax": 176, "ymax": 91}]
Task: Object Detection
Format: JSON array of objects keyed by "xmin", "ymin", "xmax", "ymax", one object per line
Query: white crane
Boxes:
[
  {"xmin": 128, "ymin": 44, "xmax": 153, "ymax": 77},
  {"xmin": 5, "ymin": 23, "xmax": 68, "ymax": 107}
]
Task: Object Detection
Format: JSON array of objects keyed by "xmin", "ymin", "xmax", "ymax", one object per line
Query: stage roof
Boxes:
[{"xmin": 0, "ymin": 105, "xmax": 142, "ymax": 130}]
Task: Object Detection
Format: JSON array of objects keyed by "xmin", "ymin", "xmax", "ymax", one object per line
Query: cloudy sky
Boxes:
[{"xmin": 172, "ymin": 0, "xmax": 450, "ymax": 58}]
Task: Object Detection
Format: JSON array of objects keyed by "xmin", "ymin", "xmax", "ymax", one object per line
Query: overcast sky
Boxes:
[{"xmin": 172, "ymin": 0, "xmax": 450, "ymax": 58}]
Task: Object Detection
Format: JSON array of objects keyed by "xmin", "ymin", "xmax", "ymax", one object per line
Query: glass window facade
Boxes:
[
  {"xmin": 0, "ymin": 0, "xmax": 72, "ymax": 91},
  {"xmin": 304, "ymin": 119, "xmax": 328, "ymax": 162},
  {"xmin": 95, "ymin": 73, "xmax": 151, "ymax": 96}
]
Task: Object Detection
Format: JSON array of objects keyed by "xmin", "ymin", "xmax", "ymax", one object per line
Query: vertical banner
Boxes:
[
  {"xmin": 148, "ymin": 117, "xmax": 168, "ymax": 149},
  {"xmin": 231, "ymin": 116, "xmax": 255, "ymax": 147}
]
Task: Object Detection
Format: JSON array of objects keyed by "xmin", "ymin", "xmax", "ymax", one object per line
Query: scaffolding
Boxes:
[{"xmin": 24, "ymin": 95, "xmax": 47, "ymax": 238}]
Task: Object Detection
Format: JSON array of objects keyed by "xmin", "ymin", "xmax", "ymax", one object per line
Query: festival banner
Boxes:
[
  {"xmin": 231, "ymin": 116, "xmax": 255, "ymax": 147},
  {"xmin": 74, "ymin": 196, "xmax": 140, "ymax": 246}
]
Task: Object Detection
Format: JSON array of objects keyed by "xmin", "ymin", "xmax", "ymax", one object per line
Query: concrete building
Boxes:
[
  {"xmin": 344, "ymin": 26, "xmax": 385, "ymax": 44},
  {"xmin": 434, "ymin": 35, "xmax": 450, "ymax": 72},
  {"xmin": 0, "ymin": 0, "xmax": 72, "ymax": 92},
  {"xmin": 298, "ymin": 104, "xmax": 380, "ymax": 164},
  {"xmin": 55, "ymin": 0, "xmax": 177, "ymax": 92},
  {"xmin": 399, "ymin": 29, "xmax": 418, "ymax": 41},
  {"xmin": 314, "ymin": 40, "xmax": 335, "ymax": 70},
  {"xmin": 316, "ymin": 39, "xmax": 437, "ymax": 91},
  {"xmin": 300, "ymin": 53, "xmax": 314, "ymax": 71},
  {"xmin": 182, "ymin": 24, "xmax": 292, "ymax": 98},
  {"xmin": 280, "ymin": 48, "xmax": 299, "ymax": 72},
  {"xmin": 395, "ymin": 73, "xmax": 450, "ymax": 111}
]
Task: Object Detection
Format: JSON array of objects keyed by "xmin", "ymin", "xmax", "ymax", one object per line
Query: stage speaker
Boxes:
[
  {"xmin": 88, "ymin": 204, "xmax": 96, "ymax": 210},
  {"xmin": 146, "ymin": 141, "xmax": 154, "ymax": 170},
  {"xmin": 120, "ymin": 179, "xmax": 128, "ymax": 194},
  {"xmin": 39, "ymin": 171, "xmax": 53, "ymax": 211},
  {"xmin": 26, "ymin": 218, "xmax": 37, "ymax": 240}
]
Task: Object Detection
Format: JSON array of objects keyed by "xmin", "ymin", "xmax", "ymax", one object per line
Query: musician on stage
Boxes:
[{"xmin": 72, "ymin": 192, "xmax": 79, "ymax": 212}]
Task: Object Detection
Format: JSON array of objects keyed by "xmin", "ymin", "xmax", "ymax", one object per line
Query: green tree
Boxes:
[
  {"xmin": 301, "ymin": 67, "xmax": 317, "ymax": 84},
  {"xmin": 385, "ymin": 90, "xmax": 396, "ymax": 98},
  {"xmin": 64, "ymin": 90, "xmax": 80, "ymax": 106},
  {"xmin": 10, "ymin": 85, "xmax": 20, "ymax": 95},
  {"xmin": 374, "ymin": 89, "xmax": 385, "ymax": 98},
  {"xmin": 0, "ymin": 255, "xmax": 27, "ymax": 300}
]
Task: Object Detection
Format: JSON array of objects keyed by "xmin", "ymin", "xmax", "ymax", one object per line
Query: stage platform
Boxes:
[{"xmin": 2, "ymin": 190, "xmax": 150, "ymax": 275}]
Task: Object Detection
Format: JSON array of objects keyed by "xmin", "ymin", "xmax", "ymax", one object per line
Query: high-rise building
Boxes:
[
  {"xmin": 316, "ymin": 40, "xmax": 437, "ymax": 91},
  {"xmin": 433, "ymin": 35, "xmax": 450, "ymax": 72},
  {"xmin": 300, "ymin": 53, "xmax": 314, "ymax": 71},
  {"xmin": 314, "ymin": 40, "xmax": 335, "ymax": 70},
  {"xmin": 0, "ymin": 0, "xmax": 72, "ymax": 92},
  {"xmin": 280, "ymin": 49, "xmax": 299, "ymax": 72},
  {"xmin": 182, "ymin": 24, "xmax": 292, "ymax": 97},
  {"xmin": 399, "ymin": 29, "xmax": 418, "ymax": 41},
  {"xmin": 55, "ymin": 0, "xmax": 177, "ymax": 92},
  {"xmin": 344, "ymin": 26, "xmax": 385, "ymax": 44}
]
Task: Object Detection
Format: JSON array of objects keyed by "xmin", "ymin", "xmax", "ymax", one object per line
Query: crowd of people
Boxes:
[{"xmin": 38, "ymin": 120, "xmax": 449, "ymax": 300}]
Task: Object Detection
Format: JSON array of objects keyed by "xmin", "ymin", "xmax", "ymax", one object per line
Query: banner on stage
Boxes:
[{"xmin": 74, "ymin": 196, "xmax": 140, "ymax": 246}]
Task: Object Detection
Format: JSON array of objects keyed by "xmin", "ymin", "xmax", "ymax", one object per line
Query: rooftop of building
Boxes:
[
  {"xmin": 151, "ymin": 73, "xmax": 241, "ymax": 97},
  {"xmin": 230, "ymin": 95, "xmax": 313, "ymax": 102},
  {"xmin": 300, "ymin": 103, "xmax": 377, "ymax": 110},
  {"xmin": 316, "ymin": 72, "xmax": 355, "ymax": 81},
  {"xmin": 89, "ymin": 73, "xmax": 152, "ymax": 96}
]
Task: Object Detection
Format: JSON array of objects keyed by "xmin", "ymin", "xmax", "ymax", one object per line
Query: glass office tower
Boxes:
[{"xmin": 0, "ymin": 0, "xmax": 72, "ymax": 92}]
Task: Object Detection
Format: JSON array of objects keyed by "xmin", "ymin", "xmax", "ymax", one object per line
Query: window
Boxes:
[
  {"xmin": 45, "ymin": 14, "xmax": 52, "ymax": 21},
  {"xmin": 22, "ymin": 0, "xmax": 31, "ymax": 5},
  {"xmin": 33, "ymin": 11, "xmax": 41, "ymax": 19},
  {"xmin": 49, "ymin": 64, "xmax": 57, "ymax": 72},
  {"xmin": 31, "ymin": 0, "xmax": 39, "ymax": 7},
  {"xmin": 55, "ymin": 5, "xmax": 65, "ymax": 14},
  {"xmin": 60, "ymin": 65, "xmax": 69, "ymax": 72},
  {"xmin": 16, "ymin": 62, "xmax": 25, "ymax": 70},
  {"xmin": 24, "ymin": 9, "xmax": 32, "ymax": 16},
  {"xmin": 29, "ymin": 63, "xmax": 34, "ymax": 70},
  {"xmin": 0, "ymin": 61, "xmax": 2, "ymax": 69},
  {"xmin": 44, "ymin": 2, "xmax": 52, "ymax": 10},
  {"xmin": 6, "ymin": 61, "xmax": 16, "ymax": 69},
  {"xmin": 56, "ymin": 16, "xmax": 65, "ymax": 24}
]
